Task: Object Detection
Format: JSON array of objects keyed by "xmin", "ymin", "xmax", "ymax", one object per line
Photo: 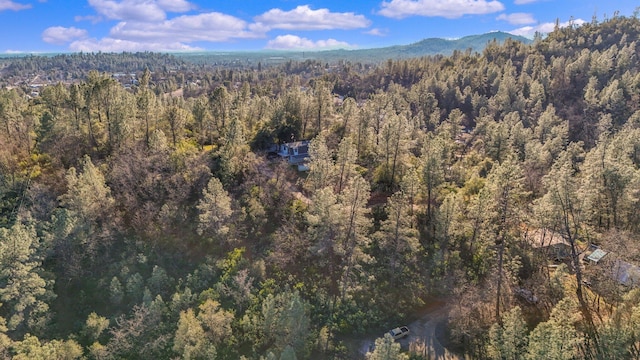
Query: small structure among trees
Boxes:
[
  {"xmin": 585, "ymin": 248, "xmax": 608, "ymax": 265},
  {"xmin": 278, "ymin": 140, "xmax": 310, "ymax": 165},
  {"xmin": 277, "ymin": 139, "xmax": 311, "ymax": 170},
  {"xmin": 526, "ymin": 228, "xmax": 572, "ymax": 261}
]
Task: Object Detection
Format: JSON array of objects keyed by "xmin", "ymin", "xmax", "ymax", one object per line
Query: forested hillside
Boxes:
[{"xmin": 1, "ymin": 14, "xmax": 640, "ymax": 359}]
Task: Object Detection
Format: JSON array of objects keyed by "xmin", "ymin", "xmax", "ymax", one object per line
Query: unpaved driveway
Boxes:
[
  {"xmin": 356, "ymin": 302, "xmax": 462, "ymax": 359},
  {"xmin": 403, "ymin": 305, "xmax": 462, "ymax": 360}
]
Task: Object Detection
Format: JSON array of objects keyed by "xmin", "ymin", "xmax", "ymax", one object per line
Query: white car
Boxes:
[{"xmin": 388, "ymin": 326, "xmax": 410, "ymax": 340}]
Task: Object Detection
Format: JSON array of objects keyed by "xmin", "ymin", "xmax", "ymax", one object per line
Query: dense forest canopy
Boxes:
[{"xmin": 1, "ymin": 13, "xmax": 640, "ymax": 359}]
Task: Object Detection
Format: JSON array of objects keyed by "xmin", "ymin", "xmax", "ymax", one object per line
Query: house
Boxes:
[
  {"xmin": 278, "ymin": 140, "xmax": 310, "ymax": 165},
  {"xmin": 526, "ymin": 228, "xmax": 572, "ymax": 261}
]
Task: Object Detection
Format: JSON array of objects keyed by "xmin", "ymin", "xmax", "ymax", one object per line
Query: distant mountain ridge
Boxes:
[
  {"xmin": 176, "ymin": 31, "xmax": 532, "ymax": 65},
  {"xmin": 401, "ymin": 31, "xmax": 532, "ymax": 55},
  {"xmin": 312, "ymin": 31, "xmax": 532, "ymax": 62},
  {"xmin": 0, "ymin": 32, "xmax": 533, "ymax": 67}
]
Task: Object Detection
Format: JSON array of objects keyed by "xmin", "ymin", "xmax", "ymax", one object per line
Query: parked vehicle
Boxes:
[{"xmin": 388, "ymin": 326, "xmax": 410, "ymax": 340}]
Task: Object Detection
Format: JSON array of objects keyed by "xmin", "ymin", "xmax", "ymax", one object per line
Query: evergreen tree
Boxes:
[
  {"xmin": 305, "ymin": 134, "xmax": 336, "ymax": 192},
  {"xmin": 488, "ymin": 306, "xmax": 528, "ymax": 360},
  {"xmin": 251, "ymin": 290, "xmax": 311, "ymax": 357},
  {"xmin": 174, "ymin": 308, "xmax": 216, "ymax": 360},
  {"xmin": 0, "ymin": 221, "xmax": 53, "ymax": 335},
  {"xmin": 12, "ymin": 334, "xmax": 82, "ymax": 360},
  {"xmin": 526, "ymin": 298, "xmax": 584, "ymax": 360},
  {"xmin": 375, "ymin": 190, "xmax": 419, "ymax": 287},
  {"xmin": 484, "ymin": 157, "xmax": 526, "ymax": 321},
  {"xmin": 197, "ymin": 176, "xmax": 233, "ymax": 239},
  {"xmin": 366, "ymin": 333, "xmax": 408, "ymax": 360}
]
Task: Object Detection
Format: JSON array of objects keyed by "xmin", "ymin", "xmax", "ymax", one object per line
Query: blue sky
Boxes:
[{"xmin": 0, "ymin": 0, "xmax": 636, "ymax": 53}]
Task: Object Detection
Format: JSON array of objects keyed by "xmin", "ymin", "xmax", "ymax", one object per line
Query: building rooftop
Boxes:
[
  {"xmin": 526, "ymin": 229, "xmax": 570, "ymax": 249},
  {"xmin": 586, "ymin": 248, "xmax": 608, "ymax": 264}
]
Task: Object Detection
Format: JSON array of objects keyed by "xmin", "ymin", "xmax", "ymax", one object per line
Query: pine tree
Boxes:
[
  {"xmin": 0, "ymin": 221, "xmax": 53, "ymax": 335},
  {"xmin": 59, "ymin": 155, "xmax": 115, "ymax": 225},
  {"xmin": 336, "ymin": 175, "xmax": 372, "ymax": 301},
  {"xmin": 366, "ymin": 333, "xmax": 408, "ymax": 360},
  {"xmin": 174, "ymin": 308, "xmax": 216, "ymax": 360},
  {"xmin": 335, "ymin": 136, "xmax": 357, "ymax": 194},
  {"xmin": 488, "ymin": 306, "xmax": 528, "ymax": 360},
  {"xmin": 12, "ymin": 334, "xmax": 82, "ymax": 360},
  {"xmin": 421, "ymin": 134, "xmax": 446, "ymax": 241},
  {"xmin": 197, "ymin": 177, "xmax": 233, "ymax": 239},
  {"xmin": 163, "ymin": 98, "xmax": 189, "ymax": 147},
  {"xmin": 253, "ymin": 290, "xmax": 310, "ymax": 357},
  {"xmin": 109, "ymin": 277, "xmax": 123, "ymax": 306},
  {"xmin": 484, "ymin": 157, "xmax": 526, "ymax": 321},
  {"xmin": 82, "ymin": 312, "xmax": 109, "ymax": 344},
  {"xmin": 526, "ymin": 298, "xmax": 583, "ymax": 360},
  {"xmin": 305, "ymin": 134, "xmax": 336, "ymax": 192},
  {"xmin": 197, "ymin": 299, "xmax": 234, "ymax": 345},
  {"xmin": 375, "ymin": 190, "xmax": 419, "ymax": 286}
]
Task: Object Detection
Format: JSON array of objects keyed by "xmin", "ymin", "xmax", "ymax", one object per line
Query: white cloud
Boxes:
[
  {"xmin": 509, "ymin": 18, "xmax": 586, "ymax": 38},
  {"xmin": 156, "ymin": 0, "xmax": 193, "ymax": 13},
  {"xmin": 3, "ymin": 49, "xmax": 58, "ymax": 54},
  {"xmin": 252, "ymin": 5, "xmax": 370, "ymax": 31},
  {"xmin": 42, "ymin": 26, "xmax": 89, "ymax": 44},
  {"xmin": 514, "ymin": 0, "xmax": 541, "ymax": 4},
  {"xmin": 0, "ymin": 0, "xmax": 31, "ymax": 11},
  {"xmin": 365, "ymin": 28, "xmax": 387, "ymax": 36},
  {"xmin": 75, "ymin": 14, "xmax": 103, "ymax": 23},
  {"xmin": 88, "ymin": 0, "xmax": 165, "ymax": 21},
  {"xmin": 379, "ymin": 0, "xmax": 504, "ymax": 19},
  {"xmin": 56, "ymin": 3, "xmax": 370, "ymax": 52},
  {"xmin": 109, "ymin": 12, "xmax": 257, "ymax": 43},
  {"xmin": 69, "ymin": 37, "xmax": 201, "ymax": 52},
  {"xmin": 87, "ymin": 0, "xmax": 194, "ymax": 22},
  {"xmin": 56, "ymin": 5, "xmax": 268, "ymax": 52},
  {"xmin": 266, "ymin": 35, "xmax": 353, "ymax": 50},
  {"xmin": 496, "ymin": 12, "xmax": 535, "ymax": 25}
]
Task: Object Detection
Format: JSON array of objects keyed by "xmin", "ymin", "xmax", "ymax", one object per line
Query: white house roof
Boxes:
[{"xmin": 586, "ymin": 248, "xmax": 608, "ymax": 263}]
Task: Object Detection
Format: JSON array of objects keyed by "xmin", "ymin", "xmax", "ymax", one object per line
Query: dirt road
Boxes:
[{"xmin": 356, "ymin": 303, "xmax": 462, "ymax": 359}]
